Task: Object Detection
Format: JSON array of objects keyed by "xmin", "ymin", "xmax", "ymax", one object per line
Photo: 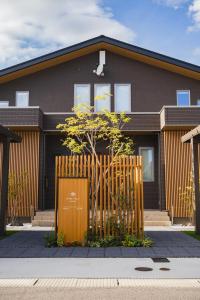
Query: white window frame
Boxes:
[
  {"xmin": 0, "ymin": 101, "xmax": 9, "ymax": 107},
  {"xmin": 74, "ymin": 84, "xmax": 91, "ymax": 107},
  {"xmin": 16, "ymin": 91, "xmax": 29, "ymax": 107},
  {"xmin": 114, "ymin": 83, "xmax": 131, "ymax": 113},
  {"xmin": 176, "ymin": 90, "xmax": 191, "ymax": 107},
  {"xmin": 94, "ymin": 83, "xmax": 111, "ymax": 112},
  {"xmin": 139, "ymin": 146, "xmax": 154, "ymax": 182}
]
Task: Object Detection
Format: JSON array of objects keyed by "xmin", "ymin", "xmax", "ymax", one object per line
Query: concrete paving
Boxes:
[
  {"xmin": 0, "ymin": 230, "xmax": 200, "ymax": 258},
  {"xmin": 1, "ymin": 258, "xmax": 200, "ymax": 279}
]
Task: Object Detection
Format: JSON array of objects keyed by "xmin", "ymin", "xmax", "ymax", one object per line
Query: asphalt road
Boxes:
[{"xmin": 1, "ymin": 287, "xmax": 200, "ymax": 300}]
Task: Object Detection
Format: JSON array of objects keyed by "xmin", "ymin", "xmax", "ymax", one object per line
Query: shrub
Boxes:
[
  {"xmin": 87, "ymin": 240, "xmax": 102, "ymax": 248},
  {"xmin": 142, "ymin": 236, "xmax": 154, "ymax": 247},
  {"xmin": 121, "ymin": 234, "xmax": 142, "ymax": 247},
  {"xmin": 86, "ymin": 233, "xmax": 153, "ymax": 248},
  {"xmin": 44, "ymin": 231, "xmax": 56, "ymax": 248},
  {"xmin": 57, "ymin": 232, "xmax": 65, "ymax": 247}
]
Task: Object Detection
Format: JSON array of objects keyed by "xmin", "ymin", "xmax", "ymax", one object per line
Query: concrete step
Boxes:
[
  {"xmin": 32, "ymin": 220, "xmax": 55, "ymax": 227},
  {"xmin": 34, "ymin": 210, "xmax": 54, "ymax": 216},
  {"xmin": 144, "ymin": 221, "xmax": 171, "ymax": 226},
  {"xmin": 36, "ymin": 210, "xmax": 168, "ymax": 216},
  {"xmin": 33, "ymin": 215, "xmax": 55, "ymax": 221},
  {"xmin": 144, "ymin": 210, "xmax": 169, "ymax": 215},
  {"xmin": 32, "ymin": 209, "xmax": 171, "ymax": 227},
  {"xmin": 144, "ymin": 215, "xmax": 170, "ymax": 221}
]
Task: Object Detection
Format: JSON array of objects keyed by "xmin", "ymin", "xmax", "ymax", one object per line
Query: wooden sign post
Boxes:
[{"xmin": 57, "ymin": 177, "xmax": 88, "ymax": 244}]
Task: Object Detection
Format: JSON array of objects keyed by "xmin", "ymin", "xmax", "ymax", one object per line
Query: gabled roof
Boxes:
[{"xmin": 0, "ymin": 35, "xmax": 200, "ymax": 83}]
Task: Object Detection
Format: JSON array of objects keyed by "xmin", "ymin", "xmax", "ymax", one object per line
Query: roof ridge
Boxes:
[{"xmin": 0, "ymin": 35, "xmax": 199, "ymax": 80}]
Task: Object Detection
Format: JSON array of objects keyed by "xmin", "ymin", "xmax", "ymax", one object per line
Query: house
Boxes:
[{"xmin": 0, "ymin": 35, "xmax": 199, "ymax": 224}]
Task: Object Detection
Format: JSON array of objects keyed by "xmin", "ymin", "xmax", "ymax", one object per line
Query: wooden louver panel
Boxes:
[
  {"xmin": 163, "ymin": 130, "xmax": 200, "ymax": 218},
  {"xmin": 0, "ymin": 131, "xmax": 40, "ymax": 217}
]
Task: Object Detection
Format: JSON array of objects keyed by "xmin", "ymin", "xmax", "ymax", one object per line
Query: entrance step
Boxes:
[
  {"xmin": 32, "ymin": 210, "xmax": 54, "ymax": 227},
  {"xmin": 32, "ymin": 209, "xmax": 171, "ymax": 227},
  {"xmin": 144, "ymin": 210, "xmax": 171, "ymax": 226}
]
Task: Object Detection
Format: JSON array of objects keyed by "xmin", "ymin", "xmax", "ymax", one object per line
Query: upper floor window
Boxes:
[
  {"xmin": 177, "ymin": 90, "xmax": 190, "ymax": 106},
  {"xmin": 114, "ymin": 84, "xmax": 131, "ymax": 112},
  {"xmin": 74, "ymin": 84, "xmax": 90, "ymax": 108},
  {"xmin": 139, "ymin": 147, "xmax": 154, "ymax": 182},
  {"xmin": 16, "ymin": 91, "xmax": 29, "ymax": 107},
  {"xmin": 197, "ymin": 99, "xmax": 200, "ymax": 106},
  {"xmin": 94, "ymin": 84, "xmax": 111, "ymax": 112},
  {"xmin": 0, "ymin": 101, "xmax": 9, "ymax": 107}
]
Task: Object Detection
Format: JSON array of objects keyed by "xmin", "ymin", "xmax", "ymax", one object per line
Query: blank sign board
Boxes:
[{"xmin": 57, "ymin": 178, "xmax": 88, "ymax": 244}]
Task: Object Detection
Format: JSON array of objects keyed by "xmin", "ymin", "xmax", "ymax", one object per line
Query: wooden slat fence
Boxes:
[
  {"xmin": 55, "ymin": 155, "xmax": 144, "ymax": 238},
  {"xmin": 0, "ymin": 131, "xmax": 40, "ymax": 217},
  {"xmin": 163, "ymin": 130, "xmax": 200, "ymax": 218}
]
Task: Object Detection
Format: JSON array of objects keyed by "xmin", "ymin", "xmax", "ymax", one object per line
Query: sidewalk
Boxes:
[
  {"xmin": 0, "ymin": 257, "xmax": 200, "ymax": 279},
  {"xmin": 0, "ymin": 229, "xmax": 200, "ymax": 258}
]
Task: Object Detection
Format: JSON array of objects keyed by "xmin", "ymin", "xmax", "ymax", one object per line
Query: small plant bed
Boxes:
[
  {"xmin": 184, "ymin": 231, "xmax": 200, "ymax": 242},
  {"xmin": 44, "ymin": 231, "xmax": 153, "ymax": 248},
  {"xmin": 0, "ymin": 230, "xmax": 17, "ymax": 241},
  {"xmin": 86, "ymin": 234, "xmax": 153, "ymax": 248}
]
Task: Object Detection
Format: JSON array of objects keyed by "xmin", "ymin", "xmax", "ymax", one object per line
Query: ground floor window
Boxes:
[{"xmin": 139, "ymin": 147, "xmax": 154, "ymax": 182}]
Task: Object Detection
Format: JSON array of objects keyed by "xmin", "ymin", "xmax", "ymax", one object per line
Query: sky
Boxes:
[{"xmin": 0, "ymin": 0, "xmax": 200, "ymax": 69}]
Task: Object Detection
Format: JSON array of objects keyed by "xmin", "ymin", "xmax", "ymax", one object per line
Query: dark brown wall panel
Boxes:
[
  {"xmin": 161, "ymin": 107, "xmax": 200, "ymax": 129},
  {"xmin": 43, "ymin": 113, "xmax": 160, "ymax": 131},
  {"xmin": 5, "ymin": 131, "xmax": 40, "ymax": 217},
  {"xmin": 0, "ymin": 108, "xmax": 43, "ymax": 128},
  {"xmin": 0, "ymin": 51, "xmax": 199, "ymax": 112},
  {"xmin": 44, "ymin": 133, "xmax": 159, "ymax": 210}
]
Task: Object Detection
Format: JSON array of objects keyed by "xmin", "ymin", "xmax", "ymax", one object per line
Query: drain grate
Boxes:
[
  {"xmin": 152, "ymin": 257, "xmax": 170, "ymax": 263},
  {"xmin": 135, "ymin": 267, "xmax": 153, "ymax": 272},
  {"xmin": 159, "ymin": 267, "xmax": 170, "ymax": 271}
]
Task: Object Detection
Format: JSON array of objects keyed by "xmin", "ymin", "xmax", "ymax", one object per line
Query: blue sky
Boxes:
[
  {"xmin": 103, "ymin": 0, "xmax": 200, "ymax": 64},
  {"xmin": 0, "ymin": 0, "xmax": 200, "ymax": 69}
]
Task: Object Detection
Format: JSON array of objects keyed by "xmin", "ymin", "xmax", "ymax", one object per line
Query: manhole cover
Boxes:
[
  {"xmin": 135, "ymin": 267, "xmax": 153, "ymax": 272},
  {"xmin": 160, "ymin": 267, "xmax": 170, "ymax": 271},
  {"xmin": 152, "ymin": 257, "xmax": 170, "ymax": 263}
]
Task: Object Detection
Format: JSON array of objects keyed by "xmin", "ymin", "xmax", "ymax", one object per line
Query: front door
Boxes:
[{"xmin": 134, "ymin": 134, "xmax": 159, "ymax": 209}]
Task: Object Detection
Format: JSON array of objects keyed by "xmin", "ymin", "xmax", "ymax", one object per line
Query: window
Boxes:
[
  {"xmin": 0, "ymin": 101, "xmax": 9, "ymax": 107},
  {"xmin": 197, "ymin": 99, "xmax": 200, "ymax": 106},
  {"xmin": 94, "ymin": 84, "xmax": 111, "ymax": 112},
  {"xmin": 177, "ymin": 90, "xmax": 190, "ymax": 106},
  {"xmin": 16, "ymin": 91, "xmax": 29, "ymax": 107},
  {"xmin": 139, "ymin": 147, "xmax": 154, "ymax": 182},
  {"xmin": 74, "ymin": 84, "xmax": 90, "ymax": 108},
  {"xmin": 114, "ymin": 84, "xmax": 131, "ymax": 112}
]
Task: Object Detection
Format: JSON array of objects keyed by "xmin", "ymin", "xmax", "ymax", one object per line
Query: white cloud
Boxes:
[
  {"xmin": 188, "ymin": 0, "xmax": 200, "ymax": 31},
  {"xmin": 153, "ymin": 0, "xmax": 189, "ymax": 9},
  {"xmin": 0, "ymin": 0, "xmax": 135, "ymax": 69}
]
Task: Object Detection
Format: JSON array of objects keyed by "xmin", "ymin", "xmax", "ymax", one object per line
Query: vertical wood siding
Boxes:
[
  {"xmin": 3, "ymin": 131, "xmax": 40, "ymax": 217},
  {"xmin": 163, "ymin": 130, "xmax": 200, "ymax": 218},
  {"xmin": 55, "ymin": 155, "xmax": 144, "ymax": 238}
]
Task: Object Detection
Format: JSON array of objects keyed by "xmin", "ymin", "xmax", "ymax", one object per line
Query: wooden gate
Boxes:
[
  {"xmin": 55, "ymin": 155, "xmax": 144, "ymax": 239},
  {"xmin": 57, "ymin": 178, "xmax": 88, "ymax": 244}
]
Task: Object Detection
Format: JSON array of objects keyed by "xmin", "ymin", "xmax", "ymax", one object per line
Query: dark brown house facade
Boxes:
[{"xmin": 0, "ymin": 35, "xmax": 199, "ymax": 221}]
